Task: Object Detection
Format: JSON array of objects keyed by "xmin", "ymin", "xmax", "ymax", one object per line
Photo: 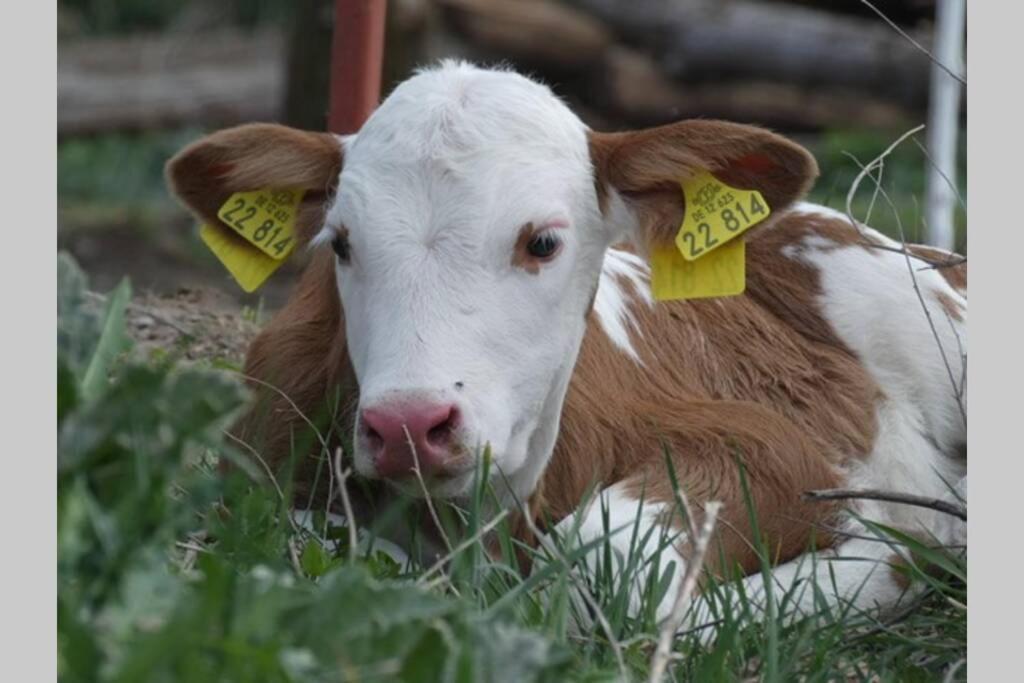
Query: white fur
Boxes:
[
  {"xmin": 785, "ymin": 203, "xmax": 966, "ymax": 521},
  {"xmin": 548, "ymin": 483, "xmax": 687, "ymax": 624},
  {"xmin": 592, "ymin": 248, "xmax": 652, "ymax": 361},
  {"xmin": 320, "ymin": 62, "xmax": 614, "ymax": 502}
]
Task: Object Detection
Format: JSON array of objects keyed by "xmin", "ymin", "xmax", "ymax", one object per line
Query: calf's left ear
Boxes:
[
  {"xmin": 588, "ymin": 120, "xmax": 818, "ymax": 251},
  {"xmin": 166, "ymin": 123, "xmax": 345, "ymax": 245}
]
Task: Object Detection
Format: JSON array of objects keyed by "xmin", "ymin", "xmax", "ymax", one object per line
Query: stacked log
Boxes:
[
  {"xmin": 58, "ymin": 0, "xmax": 935, "ymax": 136},
  {"xmin": 58, "ymin": 29, "xmax": 285, "ymax": 136}
]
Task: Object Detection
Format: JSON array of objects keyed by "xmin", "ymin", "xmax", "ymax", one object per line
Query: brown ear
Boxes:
[
  {"xmin": 589, "ymin": 120, "xmax": 818, "ymax": 250},
  {"xmin": 165, "ymin": 123, "xmax": 344, "ymax": 245}
]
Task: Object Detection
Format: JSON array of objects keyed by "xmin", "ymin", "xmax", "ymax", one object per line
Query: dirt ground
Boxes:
[
  {"xmin": 123, "ymin": 286, "xmax": 260, "ymax": 366},
  {"xmin": 62, "ymin": 207, "xmax": 307, "ymax": 365}
]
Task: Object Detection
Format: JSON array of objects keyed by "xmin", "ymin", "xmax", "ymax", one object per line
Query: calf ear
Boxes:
[
  {"xmin": 589, "ymin": 120, "xmax": 817, "ymax": 252},
  {"xmin": 165, "ymin": 123, "xmax": 344, "ymax": 245}
]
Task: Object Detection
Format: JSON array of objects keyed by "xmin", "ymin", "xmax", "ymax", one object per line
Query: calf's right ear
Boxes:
[{"xmin": 165, "ymin": 123, "xmax": 344, "ymax": 245}]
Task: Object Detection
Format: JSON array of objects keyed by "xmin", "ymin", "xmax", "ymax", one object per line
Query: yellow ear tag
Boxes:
[
  {"xmin": 200, "ymin": 224, "xmax": 284, "ymax": 293},
  {"xmin": 649, "ymin": 170, "xmax": 771, "ymax": 301},
  {"xmin": 675, "ymin": 170, "xmax": 770, "ymax": 261},
  {"xmin": 199, "ymin": 188, "xmax": 305, "ymax": 292},
  {"xmin": 650, "ymin": 238, "xmax": 746, "ymax": 301}
]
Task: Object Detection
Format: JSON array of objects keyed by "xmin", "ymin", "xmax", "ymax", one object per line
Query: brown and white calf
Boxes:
[{"xmin": 167, "ymin": 62, "xmax": 967, "ymax": 630}]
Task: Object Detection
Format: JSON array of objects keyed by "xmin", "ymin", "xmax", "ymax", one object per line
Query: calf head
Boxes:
[{"xmin": 168, "ymin": 62, "xmax": 817, "ymax": 504}]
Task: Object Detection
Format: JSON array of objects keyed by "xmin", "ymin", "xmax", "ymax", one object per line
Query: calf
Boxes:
[{"xmin": 168, "ymin": 62, "xmax": 966, "ymax": 631}]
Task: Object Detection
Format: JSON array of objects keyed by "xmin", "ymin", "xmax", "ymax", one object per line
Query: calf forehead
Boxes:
[
  {"xmin": 335, "ymin": 66, "xmax": 593, "ymax": 226},
  {"xmin": 347, "ymin": 63, "xmax": 589, "ymax": 162}
]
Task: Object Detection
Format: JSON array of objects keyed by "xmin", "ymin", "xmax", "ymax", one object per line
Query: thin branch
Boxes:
[
  {"xmin": 844, "ymin": 125, "xmax": 924, "ymax": 235},
  {"xmin": 287, "ymin": 536, "xmax": 305, "ymax": 577},
  {"xmin": 229, "ymin": 370, "xmax": 337, "ymax": 529},
  {"xmin": 417, "ymin": 509, "xmax": 510, "ymax": 586},
  {"xmin": 518, "ymin": 500, "xmax": 629, "ymax": 681},
  {"xmin": 332, "ymin": 447, "xmax": 359, "ymax": 565},
  {"xmin": 856, "ymin": 0, "xmax": 965, "ymax": 85},
  {"xmin": 648, "ymin": 501, "xmax": 722, "ymax": 683},
  {"xmin": 235, "ymin": 372, "xmax": 331, "ymax": 456},
  {"xmin": 941, "ymin": 306, "xmax": 968, "ymax": 407},
  {"xmin": 837, "ymin": 126, "xmax": 965, "ymax": 271},
  {"xmin": 844, "ymin": 151, "xmax": 967, "ymax": 426},
  {"xmin": 403, "ymin": 425, "xmax": 455, "ymax": 555},
  {"xmin": 803, "ymin": 488, "xmax": 966, "ymax": 521},
  {"xmin": 223, "ymin": 430, "xmax": 305, "ymax": 537},
  {"xmin": 913, "ymin": 137, "xmax": 967, "ymax": 211},
  {"xmin": 943, "ymin": 658, "xmax": 967, "ymax": 683}
]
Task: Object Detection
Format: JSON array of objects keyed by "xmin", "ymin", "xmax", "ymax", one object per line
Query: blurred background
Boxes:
[{"xmin": 58, "ymin": 0, "xmax": 966, "ymax": 315}]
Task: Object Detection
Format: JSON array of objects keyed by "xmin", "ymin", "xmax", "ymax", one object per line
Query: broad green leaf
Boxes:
[{"xmin": 300, "ymin": 541, "xmax": 331, "ymax": 578}]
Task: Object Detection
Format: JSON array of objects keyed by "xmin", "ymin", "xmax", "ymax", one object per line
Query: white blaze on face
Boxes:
[{"xmin": 316, "ymin": 63, "xmax": 612, "ymax": 501}]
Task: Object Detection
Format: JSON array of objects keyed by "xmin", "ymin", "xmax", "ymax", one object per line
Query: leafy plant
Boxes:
[{"xmin": 57, "ymin": 253, "xmax": 572, "ymax": 682}]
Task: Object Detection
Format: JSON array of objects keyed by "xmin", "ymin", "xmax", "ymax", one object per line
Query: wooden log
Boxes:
[
  {"xmin": 570, "ymin": 0, "xmax": 933, "ymax": 109},
  {"xmin": 596, "ymin": 46, "xmax": 915, "ymax": 131},
  {"xmin": 436, "ymin": 0, "xmax": 613, "ymax": 68},
  {"xmin": 58, "ymin": 29, "xmax": 286, "ymax": 136}
]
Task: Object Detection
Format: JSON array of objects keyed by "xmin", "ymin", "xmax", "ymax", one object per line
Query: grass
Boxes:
[{"xmin": 58, "ymin": 252, "xmax": 966, "ymax": 682}]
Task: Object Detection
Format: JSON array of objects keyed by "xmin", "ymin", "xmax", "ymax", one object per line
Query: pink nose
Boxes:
[{"xmin": 360, "ymin": 401, "xmax": 460, "ymax": 479}]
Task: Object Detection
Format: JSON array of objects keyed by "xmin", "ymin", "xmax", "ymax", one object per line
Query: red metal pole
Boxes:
[{"xmin": 328, "ymin": 0, "xmax": 388, "ymax": 135}]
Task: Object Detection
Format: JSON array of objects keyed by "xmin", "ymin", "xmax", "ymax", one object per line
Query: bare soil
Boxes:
[{"xmin": 124, "ymin": 286, "xmax": 259, "ymax": 366}]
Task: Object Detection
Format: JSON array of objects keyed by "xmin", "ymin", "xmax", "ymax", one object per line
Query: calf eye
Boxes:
[
  {"xmin": 332, "ymin": 233, "xmax": 351, "ymax": 263},
  {"xmin": 526, "ymin": 233, "xmax": 561, "ymax": 259}
]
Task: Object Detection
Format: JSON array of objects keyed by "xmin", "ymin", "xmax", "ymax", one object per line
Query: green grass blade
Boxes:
[{"xmin": 80, "ymin": 278, "xmax": 132, "ymax": 402}]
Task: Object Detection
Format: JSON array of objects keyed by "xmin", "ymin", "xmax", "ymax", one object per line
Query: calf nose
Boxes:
[{"xmin": 360, "ymin": 402, "xmax": 460, "ymax": 479}]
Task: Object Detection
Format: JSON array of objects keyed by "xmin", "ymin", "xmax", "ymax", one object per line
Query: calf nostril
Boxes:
[
  {"xmin": 426, "ymin": 422, "xmax": 450, "ymax": 446},
  {"xmin": 426, "ymin": 407, "xmax": 459, "ymax": 447},
  {"xmin": 362, "ymin": 419, "xmax": 384, "ymax": 449}
]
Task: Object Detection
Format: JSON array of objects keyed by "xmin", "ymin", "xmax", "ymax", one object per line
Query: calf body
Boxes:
[{"xmin": 168, "ymin": 62, "xmax": 966, "ymax": 633}]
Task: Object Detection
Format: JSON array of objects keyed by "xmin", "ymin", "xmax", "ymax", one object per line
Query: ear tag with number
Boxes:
[
  {"xmin": 675, "ymin": 170, "xmax": 770, "ymax": 261},
  {"xmin": 200, "ymin": 188, "xmax": 305, "ymax": 293},
  {"xmin": 199, "ymin": 224, "xmax": 284, "ymax": 293},
  {"xmin": 650, "ymin": 170, "xmax": 771, "ymax": 301},
  {"xmin": 650, "ymin": 238, "xmax": 746, "ymax": 301}
]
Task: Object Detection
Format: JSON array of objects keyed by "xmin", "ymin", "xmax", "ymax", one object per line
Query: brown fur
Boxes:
[
  {"xmin": 167, "ymin": 119, "xmax": 954, "ymax": 581},
  {"xmin": 511, "ymin": 222, "xmax": 542, "ymax": 274},
  {"xmin": 230, "ymin": 250, "xmax": 356, "ymax": 503},
  {"xmin": 888, "ymin": 553, "xmax": 914, "ymax": 591},
  {"xmin": 935, "ymin": 291, "xmax": 965, "ymax": 323},
  {"xmin": 537, "ymin": 212, "xmax": 885, "ymax": 575},
  {"xmin": 906, "ymin": 244, "xmax": 967, "ymax": 293}
]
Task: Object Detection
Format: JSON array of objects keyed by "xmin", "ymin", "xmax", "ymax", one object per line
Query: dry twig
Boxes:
[
  {"xmin": 518, "ymin": 496, "xmax": 629, "ymax": 681},
  {"xmin": 223, "ymin": 430, "xmax": 305, "ymax": 537},
  {"xmin": 856, "ymin": 0, "xmax": 965, "ymax": 86},
  {"xmin": 403, "ymin": 425, "xmax": 455, "ymax": 555},
  {"xmin": 331, "ymin": 447, "xmax": 359, "ymax": 564},
  {"xmin": 417, "ymin": 509, "xmax": 510, "ymax": 586},
  {"xmin": 804, "ymin": 488, "xmax": 966, "ymax": 521},
  {"xmin": 843, "ymin": 128, "xmax": 968, "ymax": 426},
  {"xmin": 648, "ymin": 501, "xmax": 722, "ymax": 683}
]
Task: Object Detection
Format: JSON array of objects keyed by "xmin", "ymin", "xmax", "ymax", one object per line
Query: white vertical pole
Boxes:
[{"xmin": 924, "ymin": 0, "xmax": 966, "ymax": 250}]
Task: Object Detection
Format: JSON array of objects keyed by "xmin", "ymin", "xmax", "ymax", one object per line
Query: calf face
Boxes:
[
  {"xmin": 169, "ymin": 62, "xmax": 817, "ymax": 504},
  {"xmin": 315, "ymin": 65, "xmax": 606, "ymax": 500}
]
